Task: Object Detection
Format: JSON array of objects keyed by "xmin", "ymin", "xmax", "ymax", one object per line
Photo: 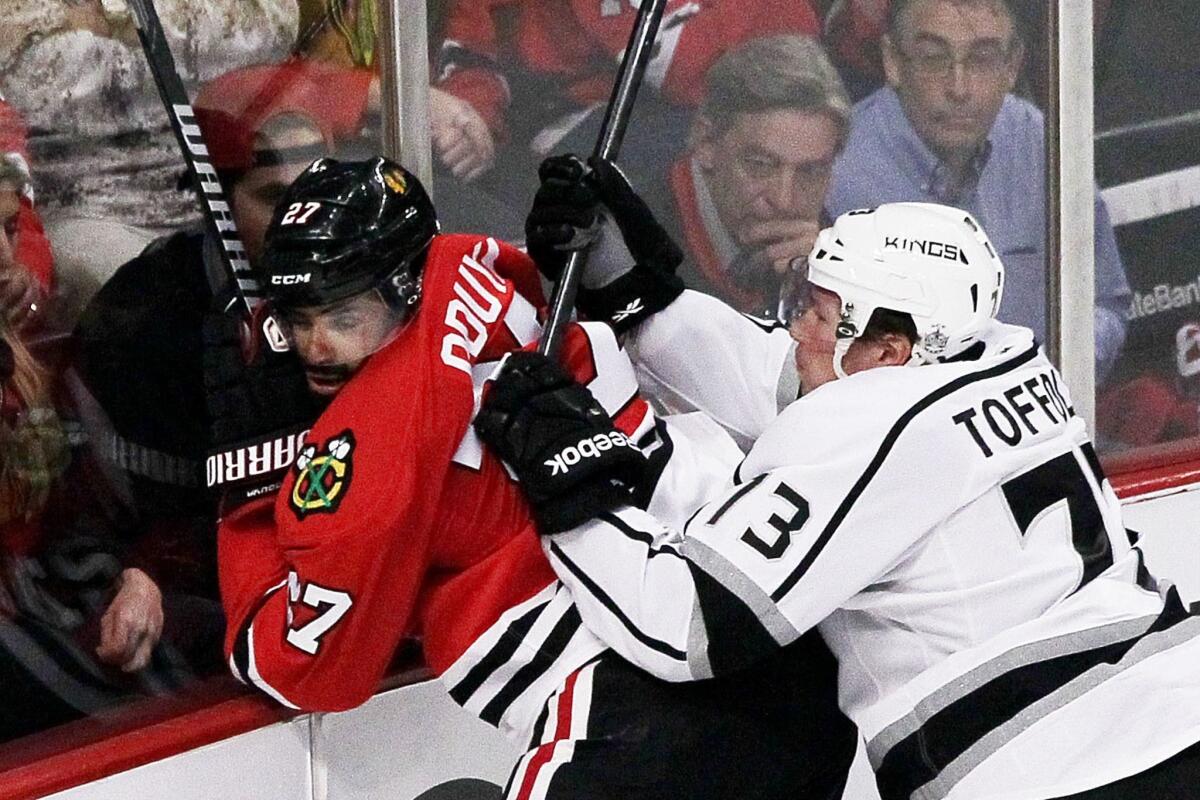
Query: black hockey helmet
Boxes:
[{"xmin": 260, "ymin": 156, "xmax": 439, "ymax": 313}]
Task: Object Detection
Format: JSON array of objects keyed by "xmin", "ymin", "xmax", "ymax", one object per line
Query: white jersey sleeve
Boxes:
[
  {"xmin": 625, "ymin": 290, "xmax": 796, "ymax": 450},
  {"xmin": 543, "ymin": 384, "xmax": 929, "ymax": 682},
  {"xmin": 545, "ymin": 327, "xmax": 1132, "ymax": 686}
]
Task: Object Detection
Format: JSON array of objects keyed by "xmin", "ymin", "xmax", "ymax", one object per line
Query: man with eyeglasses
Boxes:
[{"xmin": 826, "ymin": 0, "xmax": 1130, "ymax": 383}]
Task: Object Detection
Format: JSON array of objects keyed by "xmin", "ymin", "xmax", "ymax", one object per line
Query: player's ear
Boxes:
[{"xmin": 876, "ymin": 331, "xmax": 914, "ymax": 367}]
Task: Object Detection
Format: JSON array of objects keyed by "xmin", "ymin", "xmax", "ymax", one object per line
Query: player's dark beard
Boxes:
[{"xmin": 303, "ymin": 363, "xmax": 356, "ymax": 383}]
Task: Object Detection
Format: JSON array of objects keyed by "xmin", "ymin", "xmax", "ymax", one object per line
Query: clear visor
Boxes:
[
  {"xmin": 776, "ymin": 258, "xmax": 814, "ymax": 326},
  {"xmin": 273, "ymin": 290, "xmax": 408, "ymax": 394}
]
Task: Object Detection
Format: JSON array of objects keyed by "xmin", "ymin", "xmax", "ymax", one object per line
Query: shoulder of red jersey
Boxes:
[
  {"xmin": 428, "ymin": 233, "xmax": 545, "ymax": 308},
  {"xmin": 422, "ymin": 234, "xmax": 545, "ymax": 372}
]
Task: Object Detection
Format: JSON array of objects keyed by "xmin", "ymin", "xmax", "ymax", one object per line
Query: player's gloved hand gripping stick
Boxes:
[
  {"xmin": 527, "ymin": 155, "xmax": 685, "ymax": 335},
  {"xmin": 537, "ymin": 0, "xmax": 670, "ymax": 358}
]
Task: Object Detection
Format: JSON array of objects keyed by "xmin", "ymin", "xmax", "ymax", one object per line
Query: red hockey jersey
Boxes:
[
  {"xmin": 220, "ymin": 233, "xmax": 652, "ymax": 736},
  {"xmin": 437, "ymin": 0, "xmax": 821, "ymax": 139}
]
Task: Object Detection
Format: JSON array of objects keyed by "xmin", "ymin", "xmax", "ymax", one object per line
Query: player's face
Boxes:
[
  {"xmin": 882, "ymin": 0, "xmax": 1021, "ymax": 163},
  {"xmin": 789, "ymin": 286, "xmax": 894, "ymax": 393},
  {"xmin": 279, "ymin": 292, "xmax": 403, "ymax": 396},
  {"xmin": 695, "ymin": 108, "xmax": 841, "ymax": 245}
]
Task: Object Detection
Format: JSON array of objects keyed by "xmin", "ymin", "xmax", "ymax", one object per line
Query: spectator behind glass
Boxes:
[
  {"xmin": 826, "ymin": 0, "xmax": 1130, "ymax": 381},
  {"xmin": 0, "ymin": 96, "xmax": 55, "ymax": 337},
  {"xmin": 0, "ymin": 160, "xmax": 46, "ymax": 337},
  {"xmin": 0, "ymin": 0, "xmax": 298, "ymax": 323},
  {"xmin": 1, "ymin": 236, "xmax": 182, "ymax": 745},
  {"xmin": 71, "ymin": 61, "xmax": 368, "ymax": 695},
  {"xmin": 823, "ymin": 0, "xmax": 892, "ymax": 99},
  {"xmin": 288, "ymin": 2, "xmax": 526, "ymax": 238},
  {"xmin": 294, "ymin": 0, "xmax": 378, "ymax": 67},
  {"xmin": 432, "ymin": 0, "xmax": 822, "ymax": 202},
  {"xmin": 651, "ymin": 35, "xmax": 849, "ymax": 316}
]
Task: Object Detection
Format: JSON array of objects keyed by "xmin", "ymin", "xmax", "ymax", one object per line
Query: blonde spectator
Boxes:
[
  {"xmin": 294, "ymin": 0, "xmax": 378, "ymax": 67},
  {"xmin": 0, "ymin": 321, "xmax": 65, "ymax": 529}
]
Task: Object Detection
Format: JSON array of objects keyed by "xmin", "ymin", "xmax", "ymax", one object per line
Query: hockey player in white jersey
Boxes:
[{"xmin": 478, "ymin": 180, "xmax": 1200, "ymax": 800}]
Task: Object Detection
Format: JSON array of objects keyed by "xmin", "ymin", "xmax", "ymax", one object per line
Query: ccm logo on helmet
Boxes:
[
  {"xmin": 883, "ymin": 237, "xmax": 968, "ymax": 264},
  {"xmin": 545, "ymin": 432, "xmax": 634, "ymax": 476},
  {"xmin": 271, "ymin": 273, "xmax": 312, "ymax": 285}
]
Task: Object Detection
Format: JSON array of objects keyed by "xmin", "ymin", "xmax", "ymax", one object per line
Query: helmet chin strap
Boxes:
[
  {"xmin": 832, "ymin": 300, "xmax": 857, "ymax": 380},
  {"xmin": 832, "ymin": 336, "xmax": 853, "ymax": 380}
]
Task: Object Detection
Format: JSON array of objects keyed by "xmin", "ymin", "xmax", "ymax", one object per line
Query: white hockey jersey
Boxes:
[
  {"xmin": 548, "ymin": 299, "xmax": 1200, "ymax": 799},
  {"xmin": 625, "ymin": 291, "xmax": 798, "ymax": 450}
]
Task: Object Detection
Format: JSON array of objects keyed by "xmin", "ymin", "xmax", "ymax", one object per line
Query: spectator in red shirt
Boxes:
[
  {"xmin": 432, "ymin": 0, "xmax": 823, "ymax": 210},
  {"xmin": 651, "ymin": 35, "xmax": 851, "ymax": 315},
  {"xmin": 0, "ymin": 96, "xmax": 54, "ymax": 331}
]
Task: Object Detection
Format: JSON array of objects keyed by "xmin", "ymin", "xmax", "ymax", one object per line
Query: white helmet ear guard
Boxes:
[{"xmin": 801, "ymin": 203, "xmax": 1005, "ymax": 365}]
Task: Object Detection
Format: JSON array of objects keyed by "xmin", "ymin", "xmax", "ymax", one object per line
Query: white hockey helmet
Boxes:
[{"xmin": 794, "ymin": 203, "xmax": 1004, "ymax": 375}]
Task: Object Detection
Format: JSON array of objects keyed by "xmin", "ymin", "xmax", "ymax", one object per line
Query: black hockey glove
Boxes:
[
  {"xmin": 474, "ymin": 351, "xmax": 647, "ymax": 534},
  {"xmin": 526, "ymin": 154, "xmax": 684, "ymax": 334},
  {"xmin": 203, "ymin": 305, "xmax": 322, "ymax": 509}
]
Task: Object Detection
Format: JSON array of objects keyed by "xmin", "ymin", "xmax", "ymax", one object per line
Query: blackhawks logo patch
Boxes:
[
  {"xmin": 383, "ymin": 166, "xmax": 408, "ymax": 194},
  {"xmin": 290, "ymin": 430, "xmax": 356, "ymax": 519}
]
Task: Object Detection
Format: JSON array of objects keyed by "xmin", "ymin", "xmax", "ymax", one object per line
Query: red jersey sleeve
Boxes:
[
  {"xmin": 221, "ymin": 391, "xmax": 453, "ymax": 711},
  {"xmin": 220, "ymin": 235, "xmax": 534, "ymax": 712}
]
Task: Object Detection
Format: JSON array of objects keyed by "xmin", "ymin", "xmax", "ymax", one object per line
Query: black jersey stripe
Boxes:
[
  {"xmin": 706, "ymin": 474, "xmax": 767, "ymax": 525},
  {"xmin": 632, "ymin": 419, "xmax": 676, "ymax": 510},
  {"xmin": 480, "ymin": 607, "xmax": 583, "ymax": 726},
  {"xmin": 527, "ymin": 699, "xmax": 552, "ymax": 749},
  {"xmin": 232, "ymin": 581, "xmax": 287, "ymax": 686},
  {"xmin": 874, "ymin": 590, "xmax": 1196, "ymax": 800},
  {"xmin": 1080, "ymin": 441, "xmax": 1106, "ymax": 486},
  {"xmin": 732, "ymin": 456, "xmax": 749, "ymax": 486},
  {"xmin": 597, "ymin": 510, "xmax": 682, "ymax": 558},
  {"xmin": 771, "ymin": 343, "xmax": 1040, "ymax": 602},
  {"xmin": 549, "ymin": 541, "xmax": 688, "ymax": 661},
  {"xmin": 449, "ymin": 596, "xmax": 555, "ymax": 705},
  {"xmin": 687, "ymin": 562, "xmax": 782, "ymax": 676}
]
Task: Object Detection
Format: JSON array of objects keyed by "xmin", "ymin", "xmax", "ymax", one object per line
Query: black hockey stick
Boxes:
[
  {"xmin": 127, "ymin": 0, "xmax": 263, "ymax": 321},
  {"xmin": 537, "ymin": 0, "xmax": 669, "ymax": 360}
]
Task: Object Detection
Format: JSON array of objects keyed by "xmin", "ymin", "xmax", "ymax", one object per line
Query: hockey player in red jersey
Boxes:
[{"xmin": 218, "ymin": 156, "xmax": 858, "ymax": 799}]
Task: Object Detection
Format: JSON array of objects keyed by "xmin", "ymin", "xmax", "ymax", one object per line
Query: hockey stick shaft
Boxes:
[
  {"xmin": 537, "ymin": 0, "xmax": 668, "ymax": 359},
  {"xmin": 127, "ymin": 0, "xmax": 262, "ymax": 320}
]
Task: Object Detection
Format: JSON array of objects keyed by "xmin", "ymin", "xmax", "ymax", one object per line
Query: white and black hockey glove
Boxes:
[
  {"xmin": 474, "ymin": 351, "xmax": 647, "ymax": 534},
  {"xmin": 526, "ymin": 154, "xmax": 684, "ymax": 334}
]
